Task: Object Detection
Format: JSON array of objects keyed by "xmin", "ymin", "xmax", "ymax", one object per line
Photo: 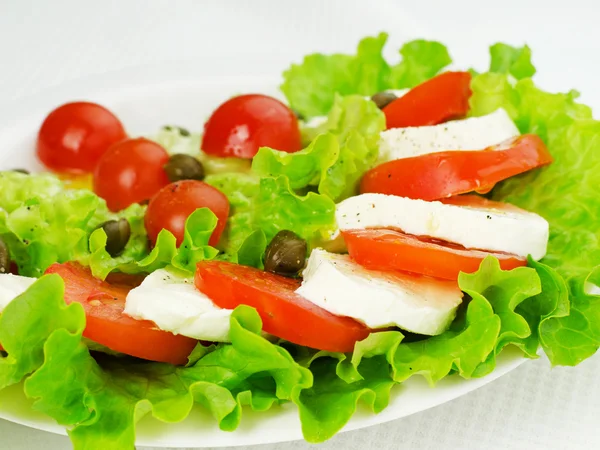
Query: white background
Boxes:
[{"xmin": 1, "ymin": 0, "xmax": 599, "ymax": 449}]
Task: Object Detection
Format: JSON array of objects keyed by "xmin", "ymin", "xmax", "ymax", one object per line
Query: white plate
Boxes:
[{"xmin": 0, "ymin": 63, "xmax": 528, "ymax": 448}]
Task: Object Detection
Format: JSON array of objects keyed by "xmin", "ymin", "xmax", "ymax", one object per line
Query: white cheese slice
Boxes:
[
  {"xmin": 336, "ymin": 193, "xmax": 549, "ymax": 260},
  {"xmin": 378, "ymin": 108, "xmax": 520, "ymax": 162},
  {"xmin": 296, "ymin": 249, "xmax": 463, "ymax": 335},
  {"xmin": 124, "ymin": 269, "xmax": 232, "ymax": 342},
  {"xmin": 0, "ymin": 273, "xmax": 36, "ymax": 313}
]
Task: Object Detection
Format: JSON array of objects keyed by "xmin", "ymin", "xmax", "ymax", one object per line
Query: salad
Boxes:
[{"xmin": 0, "ymin": 33, "xmax": 599, "ymax": 449}]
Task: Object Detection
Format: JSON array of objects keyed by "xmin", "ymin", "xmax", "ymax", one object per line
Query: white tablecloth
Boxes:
[{"xmin": 1, "ymin": 1, "xmax": 599, "ymax": 449}]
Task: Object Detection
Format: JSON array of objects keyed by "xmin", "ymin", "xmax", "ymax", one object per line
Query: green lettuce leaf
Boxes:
[
  {"xmin": 281, "ymin": 34, "xmax": 451, "ymax": 117},
  {"xmin": 389, "ymin": 39, "xmax": 452, "ymax": 88},
  {"xmin": 470, "ymin": 60, "xmax": 600, "ymax": 364},
  {"xmin": 89, "ymin": 208, "xmax": 219, "ymax": 278},
  {"xmin": 0, "ymin": 275, "xmax": 84, "ymax": 390},
  {"xmin": 489, "ymin": 43, "xmax": 536, "ymax": 80},
  {"xmin": 253, "ymin": 95, "xmax": 385, "ymax": 201},
  {"xmin": 0, "ymin": 172, "xmax": 147, "ymax": 278},
  {"xmin": 0, "ymin": 276, "xmax": 312, "ymax": 449},
  {"xmin": 208, "ymin": 173, "xmax": 336, "ymax": 260}
]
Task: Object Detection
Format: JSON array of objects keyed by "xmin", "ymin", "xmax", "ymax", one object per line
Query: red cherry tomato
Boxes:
[
  {"xmin": 201, "ymin": 94, "xmax": 302, "ymax": 158},
  {"xmin": 145, "ymin": 180, "xmax": 230, "ymax": 247},
  {"xmin": 45, "ymin": 262, "xmax": 197, "ymax": 365},
  {"xmin": 37, "ymin": 102, "xmax": 127, "ymax": 173},
  {"xmin": 360, "ymin": 134, "xmax": 552, "ymax": 201},
  {"xmin": 195, "ymin": 261, "xmax": 370, "ymax": 352},
  {"xmin": 93, "ymin": 138, "xmax": 170, "ymax": 211},
  {"xmin": 383, "ymin": 72, "xmax": 472, "ymax": 129},
  {"xmin": 343, "ymin": 228, "xmax": 527, "ymax": 281}
]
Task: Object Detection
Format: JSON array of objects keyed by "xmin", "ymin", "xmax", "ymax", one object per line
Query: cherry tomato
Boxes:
[
  {"xmin": 343, "ymin": 228, "xmax": 527, "ymax": 281},
  {"xmin": 37, "ymin": 102, "xmax": 127, "ymax": 173},
  {"xmin": 145, "ymin": 180, "xmax": 229, "ymax": 247},
  {"xmin": 93, "ymin": 138, "xmax": 170, "ymax": 211},
  {"xmin": 383, "ymin": 72, "xmax": 472, "ymax": 129},
  {"xmin": 195, "ymin": 261, "xmax": 370, "ymax": 352},
  {"xmin": 45, "ymin": 262, "xmax": 197, "ymax": 365},
  {"xmin": 360, "ymin": 134, "xmax": 552, "ymax": 201},
  {"xmin": 201, "ymin": 94, "xmax": 302, "ymax": 158}
]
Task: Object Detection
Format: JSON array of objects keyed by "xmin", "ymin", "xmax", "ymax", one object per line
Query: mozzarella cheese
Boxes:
[
  {"xmin": 296, "ymin": 249, "xmax": 462, "ymax": 335},
  {"xmin": 124, "ymin": 269, "xmax": 232, "ymax": 342},
  {"xmin": 0, "ymin": 273, "xmax": 36, "ymax": 313},
  {"xmin": 378, "ymin": 108, "xmax": 519, "ymax": 163},
  {"xmin": 336, "ymin": 193, "xmax": 549, "ymax": 260}
]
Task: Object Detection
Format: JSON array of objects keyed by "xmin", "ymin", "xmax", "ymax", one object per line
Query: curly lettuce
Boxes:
[
  {"xmin": 281, "ymin": 33, "xmax": 451, "ymax": 117},
  {"xmin": 0, "ymin": 172, "xmax": 147, "ymax": 278},
  {"xmin": 253, "ymin": 95, "xmax": 385, "ymax": 201}
]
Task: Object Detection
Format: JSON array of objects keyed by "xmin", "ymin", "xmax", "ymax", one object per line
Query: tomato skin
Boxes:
[
  {"xmin": 45, "ymin": 262, "xmax": 197, "ymax": 365},
  {"xmin": 201, "ymin": 94, "xmax": 302, "ymax": 158},
  {"xmin": 93, "ymin": 138, "xmax": 171, "ymax": 211},
  {"xmin": 37, "ymin": 102, "xmax": 127, "ymax": 173},
  {"xmin": 360, "ymin": 134, "xmax": 552, "ymax": 201},
  {"xmin": 195, "ymin": 261, "xmax": 370, "ymax": 352},
  {"xmin": 383, "ymin": 72, "xmax": 472, "ymax": 129},
  {"xmin": 145, "ymin": 180, "xmax": 230, "ymax": 247},
  {"xmin": 343, "ymin": 228, "xmax": 527, "ymax": 281}
]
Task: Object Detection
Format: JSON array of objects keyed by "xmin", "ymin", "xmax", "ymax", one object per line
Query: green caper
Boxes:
[
  {"xmin": 0, "ymin": 238, "xmax": 11, "ymax": 274},
  {"xmin": 371, "ymin": 91, "xmax": 397, "ymax": 110},
  {"xmin": 162, "ymin": 125, "xmax": 190, "ymax": 137},
  {"xmin": 98, "ymin": 218, "xmax": 131, "ymax": 257},
  {"xmin": 264, "ymin": 230, "xmax": 307, "ymax": 277},
  {"xmin": 164, "ymin": 154, "xmax": 205, "ymax": 182}
]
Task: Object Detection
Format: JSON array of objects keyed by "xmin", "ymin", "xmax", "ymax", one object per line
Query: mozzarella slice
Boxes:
[
  {"xmin": 0, "ymin": 273, "xmax": 36, "ymax": 313},
  {"xmin": 378, "ymin": 108, "xmax": 519, "ymax": 162},
  {"xmin": 124, "ymin": 269, "xmax": 232, "ymax": 342},
  {"xmin": 336, "ymin": 194, "xmax": 549, "ymax": 260},
  {"xmin": 296, "ymin": 249, "xmax": 462, "ymax": 335}
]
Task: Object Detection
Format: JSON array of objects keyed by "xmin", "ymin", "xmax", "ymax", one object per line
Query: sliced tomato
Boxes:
[
  {"xmin": 383, "ymin": 71, "xmax": 472, "ymax": 129},
  {"xmin": 45, "ymin": 263, "xmax": 197, "ymax": 365},
  {"xmin": 195, "ymin": 261, "xmax": 370, "ymax": 352},
  {"xmin": 343, "ymin": 228, "xmax": 527, "ymax": 281},
  {"xmin": 360, "ymin": 134, "xmax": 552, "ymax": 201}
]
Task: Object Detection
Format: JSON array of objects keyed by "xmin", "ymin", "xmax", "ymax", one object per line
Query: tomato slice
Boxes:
[
  {"xmin": 383, "ymin": 72, "xmax": 472, "ymax": 129},
  {"xmin": 343, "ymin": 228, "xmax": 527, "ymax": 281},
  {"xmin": 195, "ymin": 261, "xmax": 370, "ymax": 352},
  {"xmin": 361, "ymin": 134, "xmax": 552, "ymax": 200},
  {"xmin": 45, "ymin": 263, "xmax": 197, "ymax": 365}
]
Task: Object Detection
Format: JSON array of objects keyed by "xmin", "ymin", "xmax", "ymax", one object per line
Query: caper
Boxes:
[
  {"xmin": 370, "ymin": 91, "xmax": 397, "ymax": 110},
  {"xmin": 264, "ymin": 230, "xmax": 307, "ymax": 277},
  {"xmin": 162, "ymin": 125, "xmax": 190, "ymax": 137},
  {"xmin": 164, "ymin": 154, "xmax": 205, "ymax": 182},
  {"xmin": 0, "ymin": 238, "xmax": 11, "ymax": 274},
  {"xmin": 292, "ymin": 109, "xmax": 305, "ymax": 122},
  {"xmin": 98, "ymin": 218, "xmax": 131, "ymax": 257}
]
